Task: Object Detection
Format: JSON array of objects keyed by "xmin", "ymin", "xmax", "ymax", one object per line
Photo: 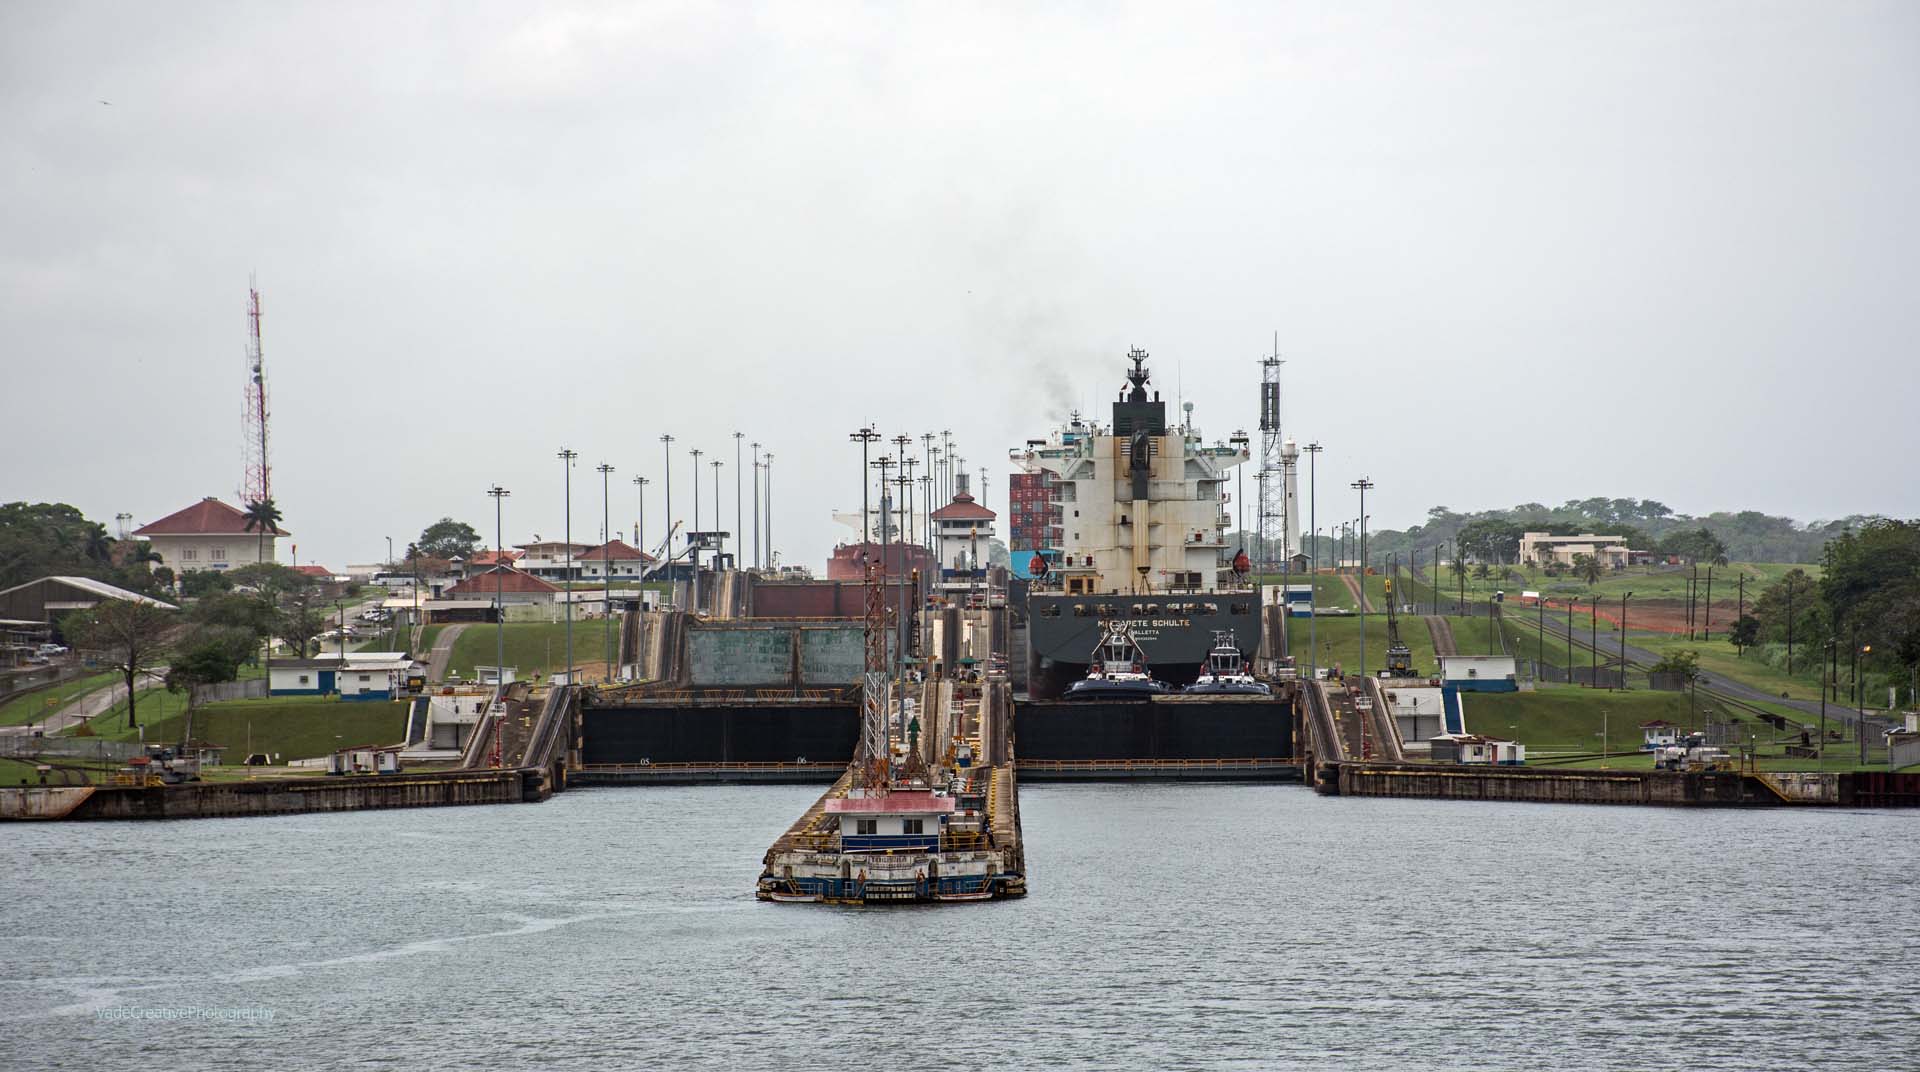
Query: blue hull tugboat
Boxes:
[{"xmin": 1062, "ymin": 621, "xmax": 1170, "ymax": 701}]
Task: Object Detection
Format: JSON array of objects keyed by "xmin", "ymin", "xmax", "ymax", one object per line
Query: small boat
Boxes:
[
  {"xmin": 1063, "ymin": 622, "xmax": 1170, "ymax": 701},
  {"xmin": 765, "ymin": 889, "xmax": 822, "ymax": 903},
  {"xmin": 1183, "ymin": 631, "xmax": 1272, "ymax": 696}
]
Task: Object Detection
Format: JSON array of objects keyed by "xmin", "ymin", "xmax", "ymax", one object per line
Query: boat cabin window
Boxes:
[
  {"xmin": 1229, "ymin": 602, "xmax": 1250, "ymax": 615},
  {"xmin": 1145, "ymin": 604, "xmax": 1161, "ymax": 615},
  {"xmin": 1201, "ymin": 603, "xmax": 1219, "ymax": 615},
  {"xmin": 1073, "ymin": 604, "xmax": 1089, "ymax": 617},
  {"xmin": 903, "ymin": 819, "xmax": 924, "ymax": 835},
  {"xmin": 856, "ymin": 819, "xmax": 877, "ymax": 836}
]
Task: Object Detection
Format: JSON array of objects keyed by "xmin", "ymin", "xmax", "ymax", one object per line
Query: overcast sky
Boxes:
[{"xmin": 4, "ymin": 2, "xmax": 1915, "ymax": 570}]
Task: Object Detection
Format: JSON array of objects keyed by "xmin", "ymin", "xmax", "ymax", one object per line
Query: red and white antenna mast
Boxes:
[{"xmin": 242, "ymin": 277, "xmax": 272, "ymax": 505}]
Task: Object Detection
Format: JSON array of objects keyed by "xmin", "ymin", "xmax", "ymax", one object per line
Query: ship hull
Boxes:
[{"xmin": 1024, "ymin": 592, "xmax": 1264, "ymax": 699}]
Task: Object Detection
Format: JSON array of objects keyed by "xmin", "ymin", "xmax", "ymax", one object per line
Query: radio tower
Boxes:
[
  {"xmin": 1257, "ymin": 335, "xmax": 1286, "ymax": 573},
  {"xmin": 241, "ymin": 279, "xmax": 272, "ymax": 506}
]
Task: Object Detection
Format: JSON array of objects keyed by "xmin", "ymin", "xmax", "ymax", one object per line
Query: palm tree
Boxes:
[
  {"xmin": 243, "ymin": 498, "xmax": 284, "ymax": 564},
  {"xmin": 1575, "ymin": 553, "xmax": 1603, "ymax": 586}
]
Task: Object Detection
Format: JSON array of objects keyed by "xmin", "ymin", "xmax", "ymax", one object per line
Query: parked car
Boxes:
[{"xmin": 36, "ymin": 643, "xmax": 69, "ymax": 657}]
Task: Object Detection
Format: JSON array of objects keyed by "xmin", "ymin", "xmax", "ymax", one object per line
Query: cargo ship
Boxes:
[
  {"xmin": 756, "ymin": 630, "xmax": 1026, "ymax": 904},
  {"xmin": 1014, "ymin": 350, "xmax": 1263, "ymax": 698}
]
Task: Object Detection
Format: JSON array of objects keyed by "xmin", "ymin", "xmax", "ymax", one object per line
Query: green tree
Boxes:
[
  {"xmin": 1650, "ymin": 649, "xmax": 1700, "ymax": 680},
  {"xmin": 418, "ymin": 518, "xmax": 483, "ymax": 560},
  {"xmin": 180, "ymin": 569, "xmax": 234, "ymax": 599},
  {"xmin": 165, "ymin": 628, "xmax": 251, "ymax": 747},
  {"xmin": 1752, "ymin": 568, "xmax": 1824, "ymax": 648},
  {"xmin": 1727, "ymin": 614, "xmax": 1761, "ymax": 652},
  {"xmin": 63, "ymin": 599, "xmax": 175, "ymax": 730}
]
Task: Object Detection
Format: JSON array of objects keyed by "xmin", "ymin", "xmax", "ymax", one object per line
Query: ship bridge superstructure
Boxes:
[{"xmin": 1013, "ymin": 349, "xmax": 1249, "ymax": 596}]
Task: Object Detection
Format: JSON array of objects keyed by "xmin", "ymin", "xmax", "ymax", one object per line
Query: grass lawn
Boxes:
[
  {"xmin": 445, "ymin": 621, "xmax": 616, "ymax": 679},
  {"xmin": 83, "ymin": 696, "xmax": 410, "ymax": 760},
  {"xmin": 1460, "ymin": 686, "xmax": 1745, "ymax": 752},
  {"xmin": 1457, "ymin": 562, "xmax": 1819, "ymax": 604},
  {"xmin": 1632, "ymin": 634, "xmax": 1824, "ymax": 702},
  {"xmin": 1291, "ymin": 614, "xmax": 1461, "ymax": 678},
  {"xmin": 0, "ymin": 671, "xmax": 119, "ymax": 728}
]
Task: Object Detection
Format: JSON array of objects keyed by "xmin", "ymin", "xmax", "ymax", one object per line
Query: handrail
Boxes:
[{"xmin": 1016, "ymin": 757, "xmax": 1291, "ymax": 770}]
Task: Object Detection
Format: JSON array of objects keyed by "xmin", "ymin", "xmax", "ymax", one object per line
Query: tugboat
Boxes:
[
  {"xmin": 757, "ymin": 565, "xmax": 1026, "ymax": 905},
  {"xmin": 1183, "ymin": 631, "xmax": 1272, "ymax": 696},
  {"xmin": 1063, "ymin": 621, "xmax": 1170, "ymax": 700}
]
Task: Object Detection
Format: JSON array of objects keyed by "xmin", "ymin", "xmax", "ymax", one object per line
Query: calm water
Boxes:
[{"xmin": 1, "ymin": 785, "xmax": 1913, "ymax": 1070}]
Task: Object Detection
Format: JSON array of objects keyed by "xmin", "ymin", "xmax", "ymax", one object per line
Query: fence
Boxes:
[
  {"xmin": 191, "ymin": 679, "xmax": 269, "ymax": 704},
  {"xmin": 0, "ymin": 737, "xmax": 147, "ymax": 764}
]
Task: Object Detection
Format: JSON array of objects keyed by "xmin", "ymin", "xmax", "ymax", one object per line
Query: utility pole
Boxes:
[
  {"xmin": 712, "ymin": 459, "xmax": 724, "ymax": 566},
  {"xmin": 1620, "ymin": 592, "xmax": 1633, "ymax": 690},
  {"xmin": 1736, "ymin": 573, "xmax": 1747, "ymax": 654},
  {"xmin": 1567, "ymin": 597, "xmax": 1579, "ymax": 682},
  {"xmin": 599, "ymin": 463, "xmax": 614, "ymax": 680},
  {"xmin": 559, "ymin": 448, "xmax": 578, "ymax": 681},
  {"xmin": 1702, "ymin": 565, "xmax": 1714, "ymax": 641},
  {"xmin": 763, "ymin": 453, "xmax": 774, "ymax": 567}
]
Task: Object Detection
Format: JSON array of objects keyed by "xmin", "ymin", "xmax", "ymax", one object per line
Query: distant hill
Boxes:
[{"xmin": 1237, "ymin": 497, "xmax": 1878, "ymax": 566}]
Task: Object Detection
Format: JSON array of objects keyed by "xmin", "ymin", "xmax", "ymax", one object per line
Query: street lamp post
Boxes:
[
  {"xmin": 559, "ymin": 448, "xmax": 578, "ymax": 681},
  {"xmin": 851, "ymin": 427, "xmax": 881, "ymax": 546},
  {"xmin": 632, "ymin": 476, "xmax": 648, "ymax": 553},
  {"xmin": 659, "ymin": 434, "xmax": 674, "ymax": 572},
  {"xmin": 763, "ymin": 453, "xmax": 774, "ymax": 567},
  {"xmin": 750, "ymin": 441, "xmax": 761, "ymax": 569},
  {"xmin": 598, "ymin": 462, "xmax": 614, "ymax": 681},
  {"xmin": 487, "ymin": 485, "xmax": 510, "ymax": 688},
  {"xmin": 732, "ymin": 432, "xmax": 743, "ymax": 563},
  {"xmin": 1352, "ymin": 479, "xmax": 1372, "ymax": 679},
  {"xmin": 690, "ymin": 447, "xmax": 703, "ymax": 611},
  {"xmin": 1306, "ymin": 442, "xmax": 1322, "ymax": 680},
  {"xmin": 712, "ymin": 459, "xmax": 724, "ymax": 567}
]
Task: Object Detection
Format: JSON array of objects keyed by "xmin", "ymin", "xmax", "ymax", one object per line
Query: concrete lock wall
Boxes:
[
  {"xmin": 799, "ymin": 628, "xmax": 866, "ymax": 686},
  {"xmin": 688, "ymin": 628, "xmax": 794, "ymax": 686}
]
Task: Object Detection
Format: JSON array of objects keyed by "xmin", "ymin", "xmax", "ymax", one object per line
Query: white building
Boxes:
[
  {"xmin": 931, "ymin": 473, "xmax": 996, "ymax": 602},
  {"xmin": 1519, "ymin": 532, "xmax": 1630, "ymax": 569},
  {"xmin": 134, "ymin": 497, "xmax": 284, "ymax": 575}
]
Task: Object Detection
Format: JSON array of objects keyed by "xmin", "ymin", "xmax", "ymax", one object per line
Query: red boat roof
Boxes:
[{"xmin": 824, "ymin": 790, "xmax": 957, "ymax": 814}]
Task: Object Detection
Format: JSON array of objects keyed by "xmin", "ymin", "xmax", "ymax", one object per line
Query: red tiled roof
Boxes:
[
  {"xmin": 931, "ymin": 493, "xmax": 995, "ymax": 521},
  {"xmin": 292, "ymin": 565, "xmax": 332, "ymax": 577},
  {"xmin": 467, "ymin": 550, "xmax": 523, "ymax": 566},
  {"xmin": 443, "ymin": 566, "xmax": 561, "ymax": 596},
  {"xmin": 134, "ymin": 497, "xmax": 290, "ymax": 537},
  {"xmin": 578, "ymin": 539, "xmax": 655, "ymax": 562}
]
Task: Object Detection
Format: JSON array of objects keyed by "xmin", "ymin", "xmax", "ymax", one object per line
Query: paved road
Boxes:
[
  {"xmin": 1529, "ymin": 610, "xmax": 1883, "ymax": 733},
  {"xmin": 1340, "ymin": 573, "xmax": 1376, "ymax": 613},
  {"xmin": 425, "ymin": 624, "xmax": 469, "ymax": 683},
  {"xmin": 0, "ymin": 668, "xmax": 168, "ymax": 737}
]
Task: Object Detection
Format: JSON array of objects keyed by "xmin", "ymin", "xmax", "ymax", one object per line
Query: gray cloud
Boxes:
[{"xmin": 3, "ymin": 2, "xmax": 1915, "ymax": 568}]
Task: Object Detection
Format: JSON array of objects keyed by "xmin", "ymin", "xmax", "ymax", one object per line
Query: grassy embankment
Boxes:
[
  {"xmin": 80, "ymin": 695, "xmax": 410, "ymax": 760},
  {"xmin": 0, "ymin": 671, "xmax": 119, "ymax": 728},
  {"xmin": 444, "ymin": 621, "xmax": 616, "ymax": 680}
]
